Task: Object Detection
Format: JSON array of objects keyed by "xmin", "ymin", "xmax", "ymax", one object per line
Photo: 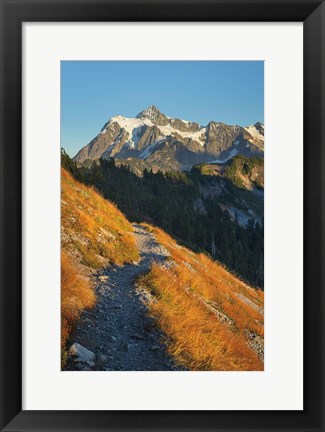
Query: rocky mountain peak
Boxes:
[
  {"xmin": 136, "ymin": 105, "xmax": 169, "ymax": 125},
  {"xmin": 137, "ymin": 104, "xmax": 160, "ymax": 117},
  {"xmin": 254, "ymin": 122, "xmax": 264, "ymax": 136}
]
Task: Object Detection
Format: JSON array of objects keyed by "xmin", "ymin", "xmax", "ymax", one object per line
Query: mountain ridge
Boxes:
[{"xmin": 74, "ymin": 105, "xmax": 264, "ymax": 172}]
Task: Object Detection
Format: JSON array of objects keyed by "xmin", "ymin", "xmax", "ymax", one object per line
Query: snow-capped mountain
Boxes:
[{"xmin": 74, "ymin": 105, "xmax": 264, "ymax": 171}]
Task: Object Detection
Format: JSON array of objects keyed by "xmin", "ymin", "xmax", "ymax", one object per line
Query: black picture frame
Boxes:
[{"xmin": 0, "ymin": 0, "xmax": 324, "ymax": 431}]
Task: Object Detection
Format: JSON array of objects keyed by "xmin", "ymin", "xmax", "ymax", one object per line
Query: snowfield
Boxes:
[
  {"xmin": 110, "ymin": 114, "xmax": 206, "ymax": 150},
  {"xmin": 110, "ymin": 116, "xmax": 154, "ymax": 149},
  {"xmin": 211, "ymin": 149, "xmax": 239, "ymax": 164},
  {"xmin": 244, "ymin": 125, "xmax": 264, "ymax": 141},
  {"xmin": 158, "ymin": 124, "xmax": 206, "ymax": 145}
]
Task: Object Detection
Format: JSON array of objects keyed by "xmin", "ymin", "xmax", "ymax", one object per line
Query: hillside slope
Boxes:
[
  {"xmin": 64, "ymin": 221, "xmax": 263, "ymax": 371},
  {"xmin": 61, "ymin": 168, "xmax": 139, "ymax": 269},
  {"xmin": 61, "ymin": 168, "xmax": 139, "ymax": 356},
  {"xmin": 193, "ymin": 155, "xmax": 264, "ymax": 191},
  {"xmin": 137, "ymin": 225, "xmax": 264, "ymax": 371},
  {"xmin": 72, "ymin": 157, "xmax": 264, "ymax": 287},
  {"xmin": 61, "ymin": 165, "xmax": 264, "ymax": 371}
]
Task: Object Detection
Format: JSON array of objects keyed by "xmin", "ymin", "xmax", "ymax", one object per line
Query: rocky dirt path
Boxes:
[{"xmin": 64, "ymin": 224, "xmax": 184, "ymax": 371}]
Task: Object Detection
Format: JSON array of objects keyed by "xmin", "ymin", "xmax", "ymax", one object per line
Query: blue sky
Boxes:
[{"xmin": 61, "ymin": 61, "xmax": 264, "ymax": 157}]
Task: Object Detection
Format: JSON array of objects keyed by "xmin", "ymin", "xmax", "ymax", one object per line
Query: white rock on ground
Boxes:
[{"xmin": 68, "ymin": 343, "xmax": 96, "ymax": 363}]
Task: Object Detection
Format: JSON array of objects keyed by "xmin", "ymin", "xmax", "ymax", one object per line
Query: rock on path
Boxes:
[{"xmin": 64, "ymin": 224, "xmax": 184, "ymax": 371}]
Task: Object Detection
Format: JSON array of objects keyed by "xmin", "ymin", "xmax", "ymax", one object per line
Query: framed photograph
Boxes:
[{"xmin": 0, "ymin": 0, "xmax": 324, "ymax": 431}]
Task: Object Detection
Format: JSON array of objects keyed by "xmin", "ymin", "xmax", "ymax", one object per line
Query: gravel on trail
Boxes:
[{"xmin": 64, "ymin": 224, "xmax": 185, "ymax": 371}]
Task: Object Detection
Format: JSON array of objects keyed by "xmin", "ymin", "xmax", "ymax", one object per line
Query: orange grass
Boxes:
[
  {"xmin": 61, "ymin": 251, "xmax": 95, "ymax": 350},
  {"xmin": 137, "ymin": 224, "xmax": 264, "ymax": 371},
  {"xmin": 61, "ymin": 168, "xmax": 140, "ymax": 359},
  {"xmin": 61, "ymin": 168, "xmax": 139, "ymax": 268}
]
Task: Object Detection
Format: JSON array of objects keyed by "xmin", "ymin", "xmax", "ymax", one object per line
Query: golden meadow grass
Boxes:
[
  {"xmin": 137, "ymin": 224, "xmax": 264, "ymax": 371},
  {"xmin": 61, "ymin": 168, "xmax": 139, "ymax": 268},
  {"xmin": 61, "ymin": 168, "xmax": 139, "ymax": 354},
  {"xmin": 61, "ymin": 251, "xmax": 95, "ymax": 351}
]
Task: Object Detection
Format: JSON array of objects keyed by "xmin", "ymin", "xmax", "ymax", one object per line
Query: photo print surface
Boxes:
[{"xmin": 61, "ymin": 61, "xmax": 264, "ymax": 371}]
